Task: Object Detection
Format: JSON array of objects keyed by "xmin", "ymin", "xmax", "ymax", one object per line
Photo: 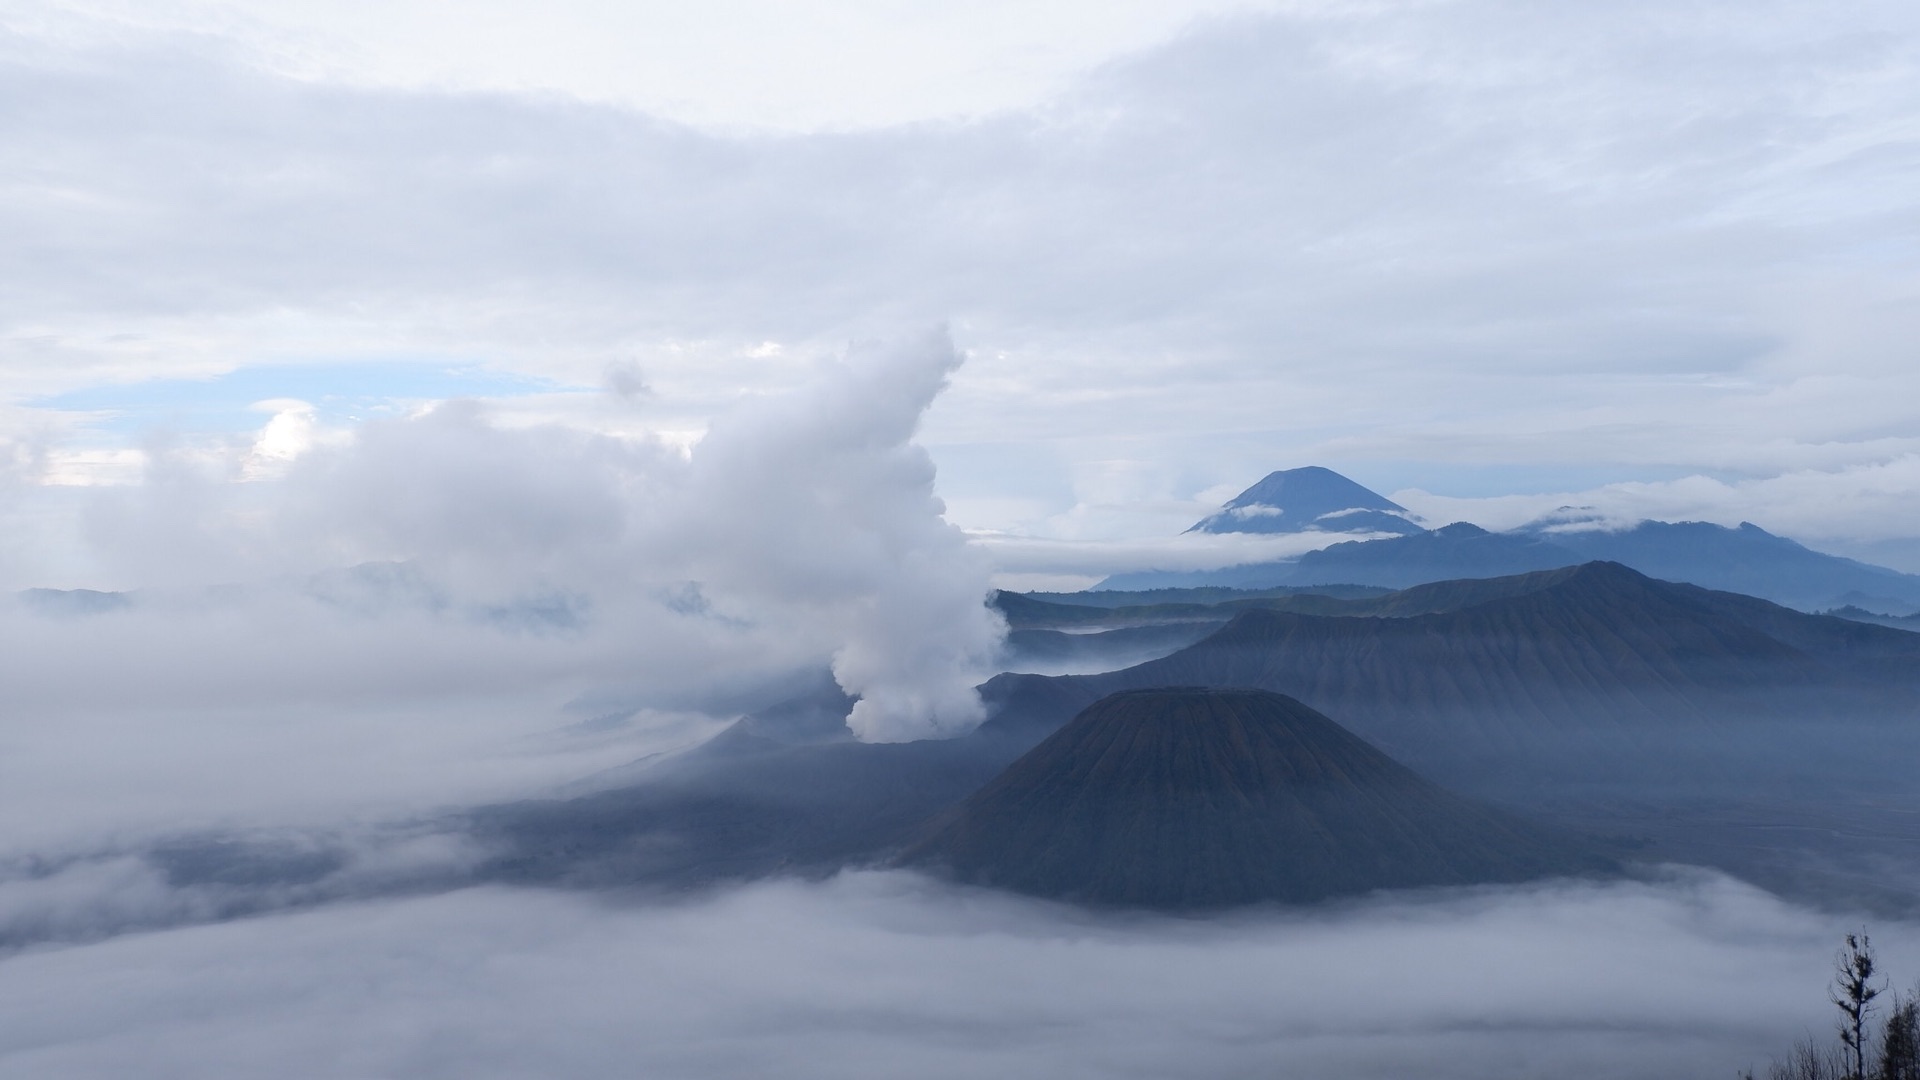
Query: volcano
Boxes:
[
  {"xmin": 901, "ymin": 687, "xmax": 1606, "ymax": 909},
  {"xmin": 1187, "ymin": 466, "xmax": 1425, "ymax": 537},
  {"xmin": 982, "ymin": 561, "xmax": 1920, "ymax": 797}
]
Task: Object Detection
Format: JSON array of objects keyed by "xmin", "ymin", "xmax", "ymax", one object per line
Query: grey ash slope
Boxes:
[
  {"xmin": 901, "ymin": 688, "xmax": 1608, "ymax": 909},
  {"xmin": 474, "ymin": 687, "xmax": 1027, "ymax": 889}
]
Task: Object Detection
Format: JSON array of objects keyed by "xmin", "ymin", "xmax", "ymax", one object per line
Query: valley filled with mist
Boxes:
[
  {"xmin": 6, "ymin": 343, "xmax": 1920, "ymax": 1078},
  {"xmin": 6, "ymin": 1, "xmax": 1920, "ymax": 1076}
]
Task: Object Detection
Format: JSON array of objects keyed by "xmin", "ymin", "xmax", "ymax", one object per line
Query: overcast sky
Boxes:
[
  {"xmin": 3, "ymin": 7, "xmax": 1919, "ymax": 1076},
  {"xmin": 2, "ymin": 0, "xmax": 1918, "ymax": 571}
]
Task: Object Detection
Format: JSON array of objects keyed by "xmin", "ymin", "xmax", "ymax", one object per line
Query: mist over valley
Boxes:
[{"xmin": 6, "ymin": 2, "xmax": 1920, "ymax": 1076}]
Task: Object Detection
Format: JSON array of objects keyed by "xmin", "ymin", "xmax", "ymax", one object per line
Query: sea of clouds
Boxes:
[
  {"xmin": 6, "ymin": 1, "xmax": 1920, "ymax": 1069},
  {"xmin": 0, "ymin": 338, "xmax": 1907, "ymax": 1078},
  {"xmin": 0, "ymin": 868, "xmax": 1900, "ymax": 1079}
]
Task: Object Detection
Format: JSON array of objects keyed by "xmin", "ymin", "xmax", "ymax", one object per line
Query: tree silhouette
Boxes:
[
  {"xmin": 1878, "ymin": 993, "xmax": 1919, "ymax": 1080},
  {"xmin": 1835, "ymin": 932, "xmax": 1884, "ymax": 1080},
  {"xmin": 1744, "ymin": 932, "xmax": 1911, "ymax": 1080}
]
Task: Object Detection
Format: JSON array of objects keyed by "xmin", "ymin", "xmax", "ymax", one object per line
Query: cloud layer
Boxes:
[
  {"xmin": 4, "ymin": 2, "xmax": 1918, "ymax": 546},
  {"xmin": 0, "ymin": 11, "xmax": 1915, "ymax": 1076},
  {"xmin": 0, "ymin": 333, "xmax": 1000, "ymax": 865},
  {"xmin": 0, "ymin": 868, "xmax": 1896, "ymax": 1079},
  {"xmin": 16, "ymin": 0, "xmax": 1288, "ymax": 131}
]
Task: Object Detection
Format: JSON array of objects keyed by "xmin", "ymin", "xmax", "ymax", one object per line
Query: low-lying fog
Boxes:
[
  {"xmin": 0, "ymin": 869, "xmax": 1894, "ymax": 1079},
  {"xmin": 0, "ymin": 339, "xmax": 1902, "ymax": 1078},
  {"xmin": 0, "ymin": 336, "xmax": 1000, "ymax": 854}
]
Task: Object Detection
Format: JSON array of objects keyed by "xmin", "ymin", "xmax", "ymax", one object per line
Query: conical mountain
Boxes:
[
  {"xmin": 1188, "ymin": 466, "xmax": 1425, "ymax": 537},
  {"xmin": 902, "ymin": 687, "xmax": 1607, "ymax": 909}
]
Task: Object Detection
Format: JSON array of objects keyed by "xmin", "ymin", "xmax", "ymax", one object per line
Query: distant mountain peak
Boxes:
[{"xmin": 1189, "ymin": 466, "xmax": 1426, "ymax": 537}]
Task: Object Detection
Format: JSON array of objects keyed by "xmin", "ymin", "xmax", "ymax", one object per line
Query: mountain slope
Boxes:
[
  {"xmin": 1188, "ymin": 466, "xmax": 1425, "ymax": 537},
  {"xmin": 901, "ymin": 687, "xmax": 1607, "ymax": 908},
  {"xmin": 1099, "ymin": 518, "xmax": 1920, "ymax": 612},
  {"xmin": 1536, "ymin": 520, "xmax": 1920, "ymax": 611},
  {"xmin": 475, "ymin": 565, "xmax": 1920, "ymax": 908},
  {"xmin": 1006, "ymin": 562, "xmax": 1920, "ymax": 796},
  {"xmin": 1101, "ymin": 522, "xmax": 1578, "ymax": 590}
]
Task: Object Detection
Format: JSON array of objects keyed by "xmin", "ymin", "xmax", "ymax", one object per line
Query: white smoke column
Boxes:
[
  {"xmin": 0, "ymin": 332, "xmax": 1007, "ymax": 852},
  {"xmin": 681, "ymin": 329, "xmax": 1003, "ymax": 741}
]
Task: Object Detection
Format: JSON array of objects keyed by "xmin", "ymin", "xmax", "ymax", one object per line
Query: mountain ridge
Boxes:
[
  {"xmin": 993, "ymin": 561, "xmax": 1920, "ymax": 796},
  {"xmin": 1102, "ymin": 516, "xmax": 1920, "ymax": 611},
  {"xmin": 475, "ymin": 562, "xmax": 1920, "ymax": 910}
]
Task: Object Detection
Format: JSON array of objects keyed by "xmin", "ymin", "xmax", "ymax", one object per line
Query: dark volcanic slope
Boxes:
[
  {"xmin": 474, "ymin": 564, "xmax": 1920, "ymax": 909},
  {"xmin": 475, "ymin": 707, "xmax": 1022, "ymax": 888},
  {"xmin": 903, "ymin": 688, "xmax": 1605, "ymax": 909},
  {"xmin": 985, "ymin": 562, "xmax": 1920, "ymax": 797}
]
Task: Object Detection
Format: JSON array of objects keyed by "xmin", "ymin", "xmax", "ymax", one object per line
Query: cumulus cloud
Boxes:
[
  {"xmin": 0, "ymin": 332, "xmax": 1000, "ymax": 859},
  {"xmin": 663, "ymin": 330, "xmax": 1002, "ymax": 740},
  {"xmin": 0, "ymin": 868, "xmax": 1897, "ymax": 1079},
  {"xmin": 5, "ymin": 2, "xmax": 1920, "ymax": 546}
]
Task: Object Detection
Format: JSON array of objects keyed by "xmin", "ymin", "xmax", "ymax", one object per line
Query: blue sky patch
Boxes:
[{"xmin": 33, "ymin": 362, "xmax": 579, "ymax": 439}]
